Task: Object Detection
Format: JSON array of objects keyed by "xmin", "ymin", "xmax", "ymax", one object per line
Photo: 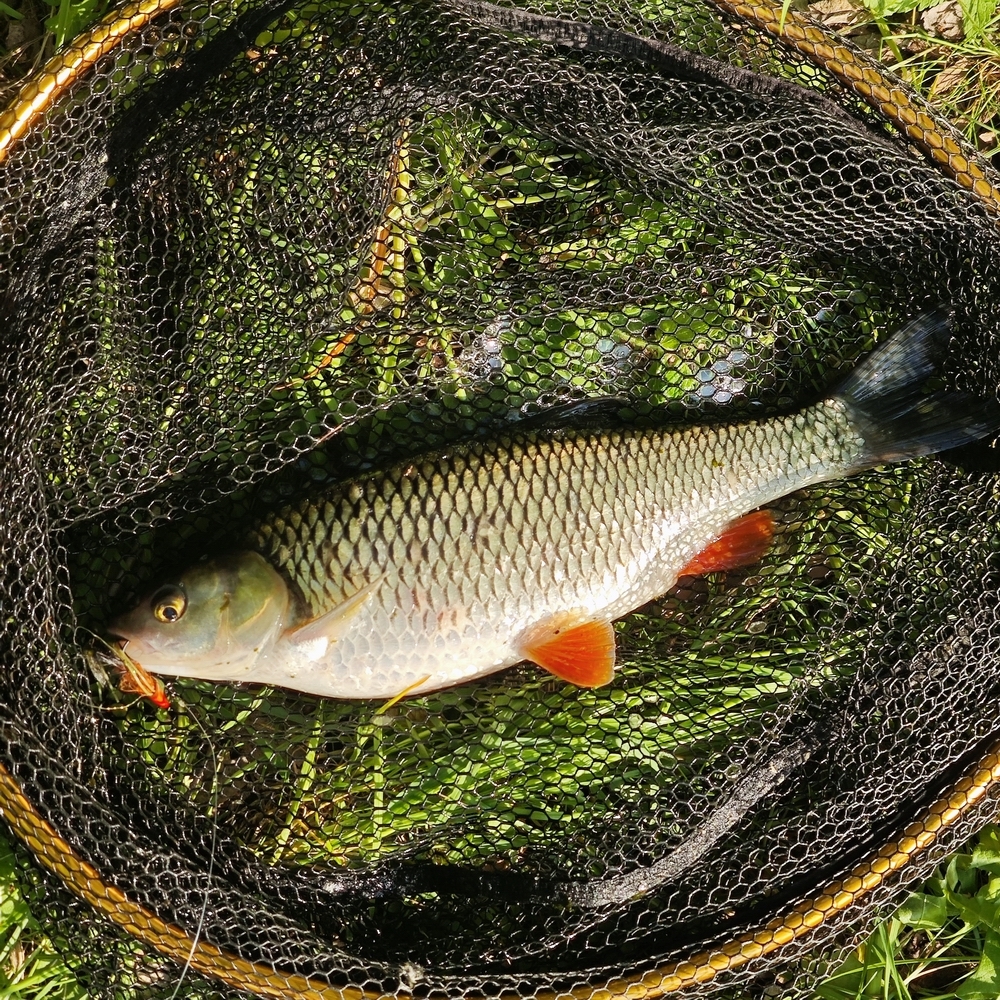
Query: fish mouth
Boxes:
[
  {"xmin": 84, "ymin": 634, "xmax": 140, "ymax": 684},
  {"xmin": 101, "ymin": 632, "xmax": 140, "ymax": 665},
  {"xmin": 100, "ymin": 634, "xmax": 151, "ymax": 676}
]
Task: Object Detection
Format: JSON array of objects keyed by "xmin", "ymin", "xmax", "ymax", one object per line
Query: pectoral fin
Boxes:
[
  {"xmin": 678, "ymin": 510, "xmax": 774, "ymax": 577},
  {"xmin": 519, "ymin": 613, "xmax": 616, "ymax": 688},
  {"xmin": 286, "ymin": 576, "xmax": 383, "ymax": 659}
]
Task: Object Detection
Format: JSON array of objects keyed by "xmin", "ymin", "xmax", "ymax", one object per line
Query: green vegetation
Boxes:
[
  {"xmin": 0, "ymin": 837, "xmax": 85, "ymax": 1000},
  {"xmin": 829, "ymin": 0, "xmax": 1000, "ymax": 159},
  {"xmin": 818, "ymin": 827, "xmax": 1000, "ymax": 1000},
  {"xmin": 861, "ymin": 0, "xmax": 993, "ymax": 41},
  {"xmin": 2, "ymin": 0, "xmax": 1000, "ymax": 998}
]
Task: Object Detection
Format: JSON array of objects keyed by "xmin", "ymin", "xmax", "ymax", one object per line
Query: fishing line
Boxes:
[
  {"xmin": 9, "ymin": 0, "xmax": 1000, "ymax": 992},
  {"xmin": 166, "ymin": 695, "xmax": 221, "ymax": 1000},
  {"xmin": 80, "ymin": 629, "xmax": 170, "ymax": 709},
  {"xmin": 81, "ymin": 626, "xmax": 223, "ymax": 991}
]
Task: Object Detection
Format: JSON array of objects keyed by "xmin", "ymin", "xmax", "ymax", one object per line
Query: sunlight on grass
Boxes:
[
  {"xmin": 818, "ymin": 827, "xmax": 1000, "ymax": 1000},
  {"xmin": 832, "ymin": 0, "xmax": 1000, "ymax": 159}
]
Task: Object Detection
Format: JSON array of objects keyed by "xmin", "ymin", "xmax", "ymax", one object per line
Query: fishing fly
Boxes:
[{"xmin": 84, "ymin": 632, "xmax": 170, "ymax": 710}]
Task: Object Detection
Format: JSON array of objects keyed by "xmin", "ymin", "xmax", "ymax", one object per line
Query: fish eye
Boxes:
[{"xmin": 151, "ymin": 585, "xmax": 187, "ymax": 624}]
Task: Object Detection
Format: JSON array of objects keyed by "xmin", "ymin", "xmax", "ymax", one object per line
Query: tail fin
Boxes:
[{"xmin": 833, "ymin": 309, "xmax": 999, "ymax": 467}]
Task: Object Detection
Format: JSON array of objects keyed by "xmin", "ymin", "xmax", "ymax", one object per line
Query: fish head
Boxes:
[{"xmin": 107, "ymin": 550, "xmax": 289, "ymax": 678}]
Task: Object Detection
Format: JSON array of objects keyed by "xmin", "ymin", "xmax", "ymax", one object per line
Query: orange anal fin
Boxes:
[
  {"xmin": 679, "ymin": 510, "xmax": 775, "ymax": 577},
  {"xmin": 519, "ymin": 614, "xmax": 616, "ymax": 688}
]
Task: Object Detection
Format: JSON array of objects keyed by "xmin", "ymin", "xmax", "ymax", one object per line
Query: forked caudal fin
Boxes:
[{"xmin": 834, "ymin": 309, "xmax": 1000, "ymax": 467}]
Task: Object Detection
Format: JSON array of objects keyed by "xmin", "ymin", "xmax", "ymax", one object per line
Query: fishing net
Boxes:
[{"xmin": 2, "ymin": 0, "xmax": 1000, "ymax": 996}]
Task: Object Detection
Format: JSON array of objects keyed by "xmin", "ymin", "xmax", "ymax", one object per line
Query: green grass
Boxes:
[
  {"xmin": 817, "ymin": 827, "xmax": 1000, "ymax": 1000},
  {"xmin": 0, "ymin": 836, "xmax": 86, "ymax": 1000},
  {"xmin": 0, "ymin": 0, "xmax": 112, "ymax": 103},
  {"xmin": 832, "ymin": 0, "xmax": 1000, "ymax": 160},
  {"xmin": 3, "ymin": 0, "xmax": 1000, "ymax": 998}
]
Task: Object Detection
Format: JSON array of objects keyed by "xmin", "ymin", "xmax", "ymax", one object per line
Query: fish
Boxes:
[{"xmin": 107, "ymin": 310, "xmax": 997, "ymax": 700}]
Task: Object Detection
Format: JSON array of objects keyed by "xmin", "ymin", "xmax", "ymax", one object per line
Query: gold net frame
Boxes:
[{"xmin": 2, "ymin": 0, "xmax": 1000, "ymax": 995}]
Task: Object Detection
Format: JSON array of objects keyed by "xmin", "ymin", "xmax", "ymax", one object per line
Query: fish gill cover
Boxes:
[{"xmin": 0, "ymin": 0, "xmax": 999, "ymax": 997}]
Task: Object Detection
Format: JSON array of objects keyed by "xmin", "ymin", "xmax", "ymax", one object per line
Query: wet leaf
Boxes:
[
  {"xmin": 896, "ymin": 891, "xmax": 950, "ymax": 930},
  {"xmin": 956, "ymin": 930, "xmax": 1000, "ymax": 998}
]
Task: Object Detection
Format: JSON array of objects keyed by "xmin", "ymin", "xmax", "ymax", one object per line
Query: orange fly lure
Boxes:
[{"xmin": 86, "ymin": 635, "xmax": 170, "ymax": 710}]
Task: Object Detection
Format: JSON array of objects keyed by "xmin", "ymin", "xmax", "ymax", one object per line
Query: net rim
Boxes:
[
  {"xmin": 1, "ymin": 737, "xmax": 999, "ymax": 997},
  {"xmin": 1, "ymin": 0, "xmax": 999, "ymax": 994},
  {"xmin": 0, "ymin": 0, "xmax": 184, "ymax": 167}
]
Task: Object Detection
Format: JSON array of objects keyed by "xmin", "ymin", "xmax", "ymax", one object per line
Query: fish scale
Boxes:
[
  {"xmin": 239, "ymin": 405, "xmax": 858, "ymax": 697},
  {"xmin": 109, "ymin": 312, "xmax": 999, "ymax": 700}
]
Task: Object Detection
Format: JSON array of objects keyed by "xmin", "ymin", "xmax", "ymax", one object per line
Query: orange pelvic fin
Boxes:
[
  {"xmin": 519, "ymin": 613, "xmax": 616, "ymax": 688},
  {"xmin": 679, "ymin": 510, "xmax": 775, "ymax": 577}
]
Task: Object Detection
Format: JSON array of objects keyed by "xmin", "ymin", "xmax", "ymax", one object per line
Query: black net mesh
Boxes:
[{"xmin": 2, "ymin": 0, "xmax": 1000, "ymax": 997}]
